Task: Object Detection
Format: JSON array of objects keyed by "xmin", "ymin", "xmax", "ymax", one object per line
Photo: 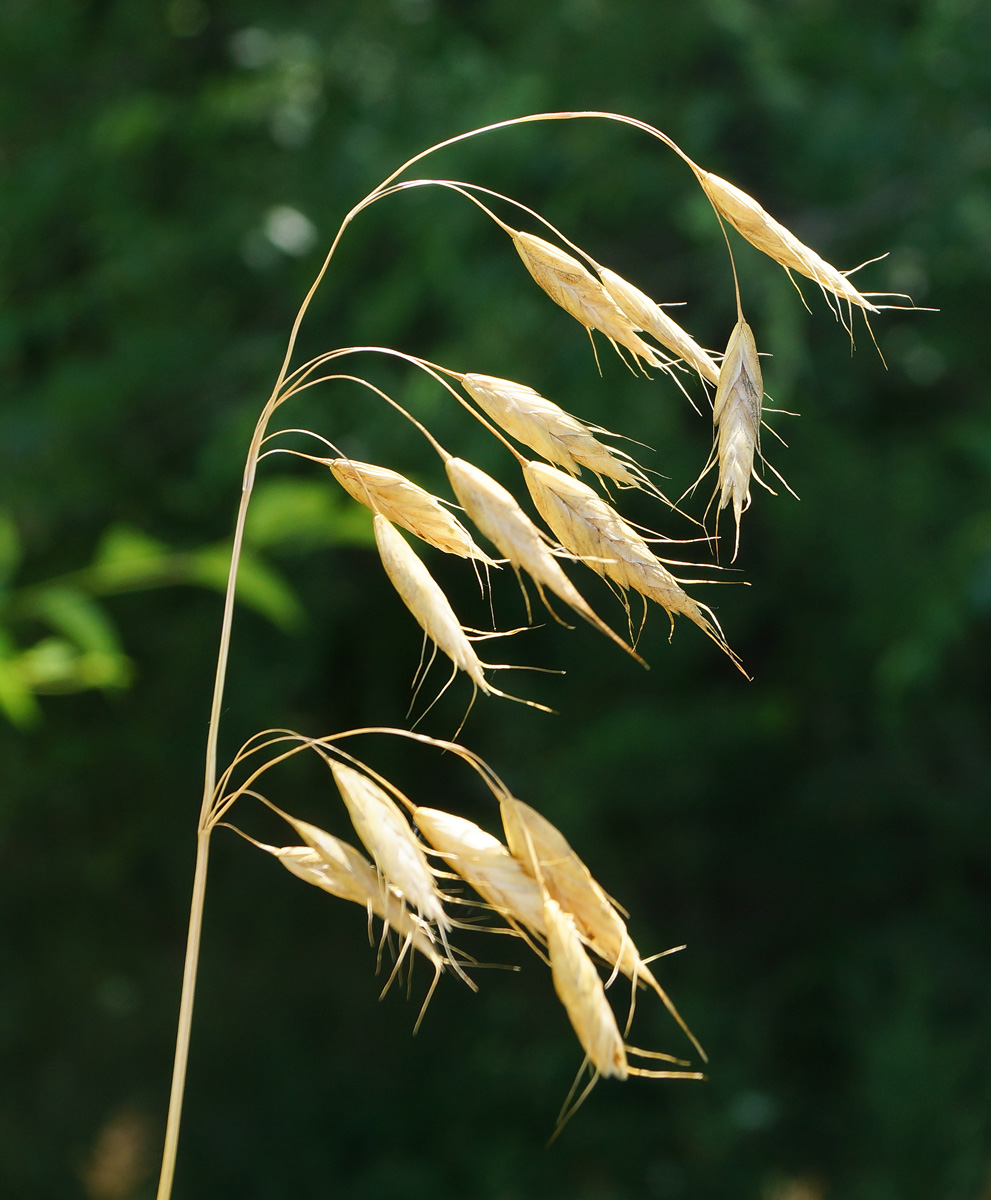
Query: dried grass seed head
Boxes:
[
  {"xmin": 708, "ymin": 319, "xmax": 763, "ymax": 560},
  {"xmin": 373, "ymin": 513, "xmax": 531, "ymax": 707},
  {"xmin": 597, "ymin": 267, "xmax": 721, "ymax": 386},
  {"xmin": 523, "ymin": 461, "xmax": 742, "ymax": 672},
  {"xmin": 329, "ymin": 759, "xmax": 450, "ymax": 931},
  {"xmin": 544, "ymin": 896, "xmax": 627, "ymax": 1080},
  {"xmin": 373, "ymin": 513, "xmax": 488, "ymax": 691},
  {"xmin": 330, "ymin": 458, "xmax": 496, "ymax": 564},
  {"xmin": 501, "ymin": 793, "xmax": 706, "ymax": 1061},
  {"xmin": 413, "ymin": 806, "xmax": 547, "ymax": 937},
  {"xmin": 500, "ymin": 795, "xmax": 631, "ymax": 947},
  {"xmin": 501, "ymin": 795, "xmax": 643, "ymax": 976},
  {"xmin": 461, "ymin": 372, "xmax": 654, "ymax": 491},
  {"xmin": 696, "ymin": 170, "xmax": 879, "ymax": 314},
  {"xmin": 274, "ymin": 819, "xmax": 379, "ymax": 907},
  {"xmin": 511, "ymin": 229, "xmax": 664, "ymax": 371},
  {"xmin": 523, "ymin": 461, "xmax": 672, "ymax": 593},
  {"xmin": 444, "ymin": 457, "xmax": 643, "ymax": 664},
  {"xmin": 272, "ymin": 840, "xmax": 444, "ymax": 968}
]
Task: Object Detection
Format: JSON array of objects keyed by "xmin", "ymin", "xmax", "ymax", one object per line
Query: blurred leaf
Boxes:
[
  {"xmin": 91, "ymin": 92, "xmax": 173, "ymax": 155},
  {"xmin": 0, "ymin": 627, "xmax": 40, "ymax": 728},
  {"xmin": 0, "ymin": 509, "xmax": 21, "ymax": 592},
  {"xmin": 244, "ymin": 476, "xmax": 374, "ymax": 552},
  {"xmin": 88, "ymin": 526, "xmax": 173, "ymax": 592},
  {"xmin": 15, "ymin": 636, "xmax": 133, "ymax": 694},
  {"xmin": 26, "ymin": 585, "xmax": 124, "ymax": 656}
]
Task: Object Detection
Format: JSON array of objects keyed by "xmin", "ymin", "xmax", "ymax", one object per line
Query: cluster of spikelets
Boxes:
[
  {"xmin": 217, "ymin": 732, "xmax": 705, "ymax": 1122},
  {"xmin": 244, "ymin": 129, "xmax": 903, "ymax": 1089},
  {"xmin": 265, "ymin": 137, "xmax": 896, "ymax": 716},
  {"xmin": 285, "ymin": 361, "xmax": 748, "ymax": 719}
]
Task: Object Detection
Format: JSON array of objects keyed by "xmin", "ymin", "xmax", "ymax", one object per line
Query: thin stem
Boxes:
[
  {"xmin": 155, "ymin": 830, "xmax": 210, "ymax": 1200},
  {"xmin": 155, "ymin": 425, "xmax": 265, "ymax": 1200}
]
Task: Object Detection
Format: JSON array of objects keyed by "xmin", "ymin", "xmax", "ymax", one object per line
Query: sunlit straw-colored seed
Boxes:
[
  {"xmin": 461, "ymin": 372, "xmax": 662, "ymax": 495},
  {"xmin": 694, "ymin": 169, "xmax": 879, "ymax": 313},
  {"xmin": 544, "ymin": 896, "xmax": 628, "ymax": 1079},
  {"xmin": 373, "ymin": 513, "xmax": 526, "ymax": 704},
  {"xmin": 413, "ymin": 806, "xmax": 547, "ymax": 938},
  {"xmin": 501, "ymin": 794, "xmax": 705, "ymax": 1060},
  {"xmin": 597, "ymin": 267, "xmax": 721, "ymax": 386},
  {"xmin": 707, "ymin": 319, "xmax": 763, "ymax": 561},
  {"xmin": 262, "ymin": 836, "xmax": 444, "ymax": 969},
  {"xmin": 510, "ymin": 229, "xmax": 664, "ymax": 371},
  {"xmin": 329, "ymin": 458, "xmax": 496, "ymax": 564},
  {"xmin": 444, "ymin": 457, "xmax": 644, "ymax": 664},
  {"xmin": 523, "ymin": 460, "xmax": 742, "ymax": 672},
  {"xmin": 329, "ymin": 759, "xmax": 450, "ymax": 931}
]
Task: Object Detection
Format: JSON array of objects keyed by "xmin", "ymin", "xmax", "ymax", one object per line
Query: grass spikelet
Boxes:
[
  {"xmin": 328, "ymin": 758, "xmax": 451, "ymax": 932},
  {"xmin": 413, "ymin": 806, "xmax": 547, "ymax": 939},
  {"xmin": 510, "ymin": 229, "xmax": 664, "ymax": 371},
  {"xmin": 460, "ymin": 371, "xmax": 669, "ymax": 499},
  {"xmin": 703, "ymin": 318, "xmax": 764, "ymax": 562},
  {"xmin": 329, "ymin": 458, "xmax": 497, "ymax": 564},
  {"xmin": 544, "ymin": 895, "xmax": 703, "ymax": 1136},
  {"xmin": 522, "ymin": 460, "xmax": 744, "ymax": 674},
  {"xmin": 596, "ymin": 266, "xmax": 721, "ymax": 386},
  {"xmin": 373, "ymin": 514, "xmax": 545, "ymax": 711},
  {"xmin": 544, "ymin": 896, "xmax": 628, "ymax": 1080},
  {"xmin": 259, "ymin": 836, "xmax": 445, "ymax": 971},
  {"xmin": 693, "ymin": 169, "xmax": 880, "ymax": 316},
  {"xmin": 444, "ymin": 457, "xmax": 645, "ymax": 665},
  {"xmin": 500, "ymin": 794, "xmax": 706, "ymax": 1061}
]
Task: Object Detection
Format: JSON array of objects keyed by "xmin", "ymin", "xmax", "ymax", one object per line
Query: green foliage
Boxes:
[{"xmin": 0, "ymin": 479, "xmax": 373, "ymax": 724}]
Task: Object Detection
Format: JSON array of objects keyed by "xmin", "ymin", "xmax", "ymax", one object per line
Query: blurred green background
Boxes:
[{"xmin": 2, "ymin": 1, "xmax": 990, "ymax": 1197}]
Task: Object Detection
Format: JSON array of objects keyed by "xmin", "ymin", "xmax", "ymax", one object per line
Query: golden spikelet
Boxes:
[
  {"xmin": 500, "ymin": 794, "xmax": 706, "ymax": 1061},
  {"xmin": 510, "ymin": 229, "xmax": 664, "ymax": 371},
  {"xmin": 444, "ymin": 457, "xmax": 645, "ymax": 665},
  {"xmin": 544, "ymin": 895, "xmax": 628, "ymax": 1079},
  {"xmin": 413, "ymin": 806, "xmax": 547, "ymax": 938},
  {"xmin": 262, "ymin": 837, "xmax": 444, "ymax": 970},
  {"xmin": 703, "ymin": 318, "xmax": 764, "ymax": 562},
  {"xmin": 372, "ymin": 513, "xmax": 537, "ymax": 707},
  {"xmin": 522, "ymin": 460, "xmax": 743, "ymax": 673},
  {"xmin": 695, "ymin": 169, "xmax": 879, "ymax": 314},
  {"xmin": 597, "ymin": 266, "xmax": 721, "ymax": 386},
  {"xmin": 328, "ymin": 759, "xmax": 450, "ymax": 931},
  {"xmin": 460, "ymin": 372, "xmax": 666, "ymax": 497},
  {"xmin": 329, "ymin": 458, "xmax": 496, "ymax": 564}
]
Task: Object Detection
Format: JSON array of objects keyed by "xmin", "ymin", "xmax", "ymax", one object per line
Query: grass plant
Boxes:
[{"xmin": 153, "ymin": 110, "xmax": 913, "ymax": 1199}]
